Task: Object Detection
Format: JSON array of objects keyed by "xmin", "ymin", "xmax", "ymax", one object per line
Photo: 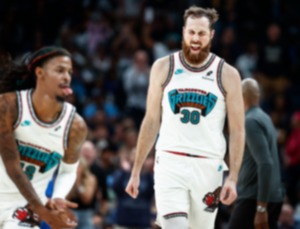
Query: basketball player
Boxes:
[
  {"xmin": 227, "ymin": 79, "xmax": 283, "ymax": 229},
  {"xmin": 0, "ymin": 47, "xmax": 88, "ymax": 229},
  {"xmin": 126, "ymin": 6, "xmax": 245, "ymax": 229}
]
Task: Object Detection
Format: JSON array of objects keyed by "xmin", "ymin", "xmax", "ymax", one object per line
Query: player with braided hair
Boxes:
[{"xmin": 0, "ymin": 46, "xmax": 87, "ymax": 229}]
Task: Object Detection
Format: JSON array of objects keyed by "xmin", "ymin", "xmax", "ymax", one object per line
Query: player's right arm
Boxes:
[
  {"xmin": 125, "ymin": 56, "xmax": 169, "ymax": 198},
  {"xmin": 0, "ymin": 92, "xmax": 45, "ymax": 209},
  {"xmin": 0, "ymin": 92, "xmax": 76, "ymax": 228}
]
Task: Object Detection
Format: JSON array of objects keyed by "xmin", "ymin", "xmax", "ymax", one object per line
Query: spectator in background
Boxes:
[
  {"xmin": 284, "ymin": 112, "xmax": 300, "ymax": 207},
  {"xmin": 228, "ymin": 78, "xmax": 284, "ymax": 229},
  {"xmin": 113, "ymin": 20, "xmax": 140, "ymax": 76},
  {"xmin": 67, "ymin": 158, "xmax": 97, "ymax": 229},
  {"xmin": 118, "ymin": 128, "xmax": 138, "ymax": 167},
  {"xmin": 113, "ymin": 148, "xmax": 154, "ymax": 229},
  {"xmin": 97, "ymin": 146, "xmax": 119, "ymax": 227},
  {"xmin": 256, "ymin": 23, "xmax": 290, "ymax": 96},
  {"xmin": 235, "ymin": 42, "xmax": 258, "ymax": 79},
  {"xmin": 86, "ymin": 12, "xmax": 113, "ymax": 55},
  {"xmin": 111, "ymin": 117, "xmax": 136, "ymax": 149},
  {"xmin": 213, "ymin": 26, "xmax": 241, "ymax": 65},
  {"xmin": 122, "ymin": 50, "xmax": 150, "ymax": 127},
  {"xmin": 91, "ymin": 44, "xmax": 112, "ymax": 78},
  {"xmin": 80, "ymin": 140, "xmax": 109, "ymax": 228}
]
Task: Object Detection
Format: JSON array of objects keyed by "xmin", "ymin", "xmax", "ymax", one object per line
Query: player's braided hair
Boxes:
[{"xmin": 0, "ymin": 46, "xmax": 71, "ymax": 94}]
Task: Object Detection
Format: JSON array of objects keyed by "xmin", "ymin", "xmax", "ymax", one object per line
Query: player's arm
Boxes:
[
  {"xmin": 51, "ymin": 114, "xmax": 88, "ymax": 200},
  {"xmin": 220, "ymin": 63, "xmax": 245, "ymax": 205},
  {"xmin": 0, "ymin": 92, "xmax": 46, "ymax": 212},
  {"xmin": 222, "ymin": 63, "xmax": 245, "ymax": 182},
  {"xmin": 131, "ymin": 56, "xmax": 169, "ymax": 177},
  {"xmin": 126, "ymin": 56, "xmax": 169, "ymax": 198}
]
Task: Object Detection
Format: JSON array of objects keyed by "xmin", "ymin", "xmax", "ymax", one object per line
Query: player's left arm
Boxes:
[
  {"xmin": 220, "ymin": 63, "xmax": 245, "ymax": 205},
  {"xmin": 51, "ymin": 113, "xmax": 88, "ymax": 201}
]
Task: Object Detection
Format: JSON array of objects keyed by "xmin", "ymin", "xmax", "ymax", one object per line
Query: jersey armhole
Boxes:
[
  {"xmin": 63, "ymin": 107, "xmax": 76, "ymax": 150},
  {"xmin": 217, "ymin": 59, "xmax": 226, "ymax": 97},
  {"xmin": 162, "ymin": 54, "xmax": 174, "ymax": 88},
  {"xmin": 13, "ymin": 91, "xmax": 23, "ymax": 129}
]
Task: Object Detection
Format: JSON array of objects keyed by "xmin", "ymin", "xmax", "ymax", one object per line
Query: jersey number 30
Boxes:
[{"xmin": 180, "ymin": 109, "xmax": 200, "ymax": 124}]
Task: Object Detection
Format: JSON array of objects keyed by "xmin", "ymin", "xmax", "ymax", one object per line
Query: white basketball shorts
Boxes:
[{"xmin": 154, "ymin": 150, "xmax": 228, "ymax": 229}]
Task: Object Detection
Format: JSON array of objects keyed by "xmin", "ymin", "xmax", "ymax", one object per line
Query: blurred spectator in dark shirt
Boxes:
[
  {"xmin": 119, "ymin": 128, "xmax": 138, "ymax": 168},
  {"xmin": 256, "ymin": 23, "xmax": 290, "ymax": 97},
  {"xmin": 79, "ymin": 140, "xmax": 109, "ymax": 228},
  {"xmin": 213, "ymin": 26, "xmax": 241, "ymax": 65},
  {"xmin": 113, "ymin": 148, "xmax": 154, "ymax": 229},
  {"xmin": 67, "ymin": 158, "xmax": 98, "ymax": 229},
  {"xmin": 122, "ymin": 50, "xmax": 150, "ymax": 128},
  {"xmin": 235, "ymin": 42, "xmax": 258, "ymax": 79}
]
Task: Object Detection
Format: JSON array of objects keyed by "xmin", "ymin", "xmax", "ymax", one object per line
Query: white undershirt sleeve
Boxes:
[{"xmin": 51, "ymin": 160, "xmax": 79, "ymax": 199}]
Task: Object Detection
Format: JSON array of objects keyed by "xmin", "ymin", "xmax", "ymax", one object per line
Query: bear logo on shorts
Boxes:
[
  {"xmin": 13, "ymin": 207, "xmax": 29, "ymax": 221},
  {"xmin": 12, "ymin": 206, "xmax": 40, "ymax": 227},
  {"xmin": 202, "ymin": 186, "xmax": 222, "ymax": 212}
]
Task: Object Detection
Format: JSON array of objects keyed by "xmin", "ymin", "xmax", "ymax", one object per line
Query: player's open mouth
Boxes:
[
  {"xmin": 59, "ymin": 85, "xmax": 73, "ymax": 96},
  {"xmin": 191, "ymin": 44, "xmax": 201, "ymax": 52}
]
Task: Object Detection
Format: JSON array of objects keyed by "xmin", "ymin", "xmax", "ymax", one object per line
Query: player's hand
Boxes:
[
  {"xmin": 35, "ymin": 205, "xmax": 77, "ymax": 229},
  {"xmin": 254, "ymin": 212, "xmax": 269, "ymax": 229},
  {"xmin": 220, "ymin": 178, "xmax": 237, "ymax": 205},
  {"xmin": 46, "ymin": 198, "xmax": 78, "ymax": 223},
  {"xmin": 46, "ymin": 198, "xmax": 78, "ymax": 211},
  {"xmin": 125, "ymin": 175, "xmax": 140, "ymax": 198}
]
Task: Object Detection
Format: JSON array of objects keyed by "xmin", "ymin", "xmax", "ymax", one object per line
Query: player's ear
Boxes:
[
  {"xmin": 35, "ymin": 66, "xmax": 44, "ymax": 80},
  {"xmin": 210, "ymin": 30, "xmax": 215, "ymax": 40}
]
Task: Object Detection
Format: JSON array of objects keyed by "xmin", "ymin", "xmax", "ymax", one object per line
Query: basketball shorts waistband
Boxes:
[{"xmin": 165, "ymin": 150, "xmax": 206, "ymax": 158}]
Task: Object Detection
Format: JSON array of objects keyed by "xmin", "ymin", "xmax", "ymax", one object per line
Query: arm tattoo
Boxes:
[
  {"xmin": 64, "ymin": 114, "xmax": 88, "ymax": 163},
  {"xmin": 0, "ymin": 93, "xmax": 43, "ymax": 209}
]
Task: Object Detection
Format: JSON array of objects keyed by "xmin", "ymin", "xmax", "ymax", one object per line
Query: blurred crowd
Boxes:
[{"xmin": 1, "ymin": 0, "xmax": 300, "ymax": 228}]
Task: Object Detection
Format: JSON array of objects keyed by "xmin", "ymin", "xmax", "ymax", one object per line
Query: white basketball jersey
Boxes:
[
  {"xmin": 0, "ymin": 89, "xmax": 76, "ymax": 204},
  {"xmin": 156, "ymin": 51, "xmax": 227, "ymax": 159}
]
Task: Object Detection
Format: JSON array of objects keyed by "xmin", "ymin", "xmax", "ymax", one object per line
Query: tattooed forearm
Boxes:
[
  {"xmin": 2, "ymin": 143, "xmax": 43, "ymax": 209},
  {"xmin": 0, "ymin": 93, "xmax": 43, "ymax": 209}
]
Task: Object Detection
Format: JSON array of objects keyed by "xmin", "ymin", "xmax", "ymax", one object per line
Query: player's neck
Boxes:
[
  {"xmin": 184, "ymin": 53, "xmax": 211, "ymax": 68},
  {"xmin": 31, "ymin": 89, "xmax": 64, "ymax": 123}
]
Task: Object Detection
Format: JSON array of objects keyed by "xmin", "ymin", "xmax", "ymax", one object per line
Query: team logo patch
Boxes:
[
  {"xmin": 202, "ymin": 70, "xmax": 214, "ymax": 81},
  {"xmin": 13, "ymin": 206, "xmax": 40, "ymax": 227},
  {"xmin": 21, "ymin": 120, "xmax": 31, "ymax": 127},
  {"xmin": 168, "ymin": 89, "xmax": 217, "ymax": 116},
  {"xmin": 18, "ymin": 141, "xmax": 62, "ymax": 174},
  {"xmin": 202, "ymin": 186, "xmax": 222, "ymax": 212},
  {"xmin": 218, "ymin": 164, "xmax": 223, "ymax": 172},
  {"xmin": 174, "ymin": 69, "xmax": 184, "ymax": 75},
  {"xmin": 54, "ymin": 125, "xmax": 61, "ymax": 131}
]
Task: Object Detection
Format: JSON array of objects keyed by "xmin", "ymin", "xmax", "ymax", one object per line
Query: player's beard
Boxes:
[{"xmin": 182, "ymin": 39, "xmax": 211, "ymax": 65}]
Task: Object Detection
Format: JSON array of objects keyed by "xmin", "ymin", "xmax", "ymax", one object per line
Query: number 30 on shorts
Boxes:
[{"xmin": 180, "ymin": 109, "xmax": 200, "ymax": 124}]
